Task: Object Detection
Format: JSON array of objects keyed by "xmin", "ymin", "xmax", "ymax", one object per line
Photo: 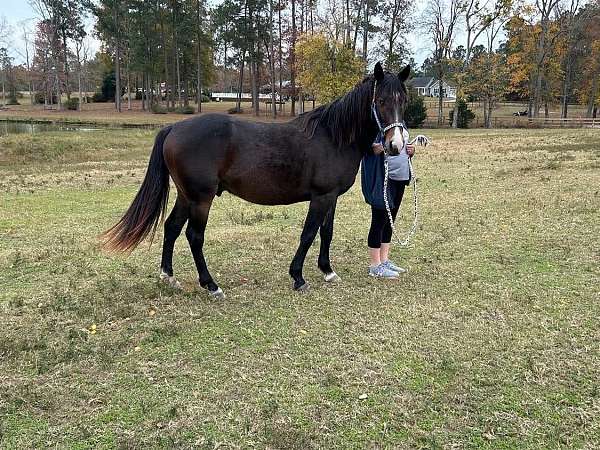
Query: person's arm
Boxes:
[{"xmin": 406, "ymin": 144, "xmax": 415, "ymax": 157}]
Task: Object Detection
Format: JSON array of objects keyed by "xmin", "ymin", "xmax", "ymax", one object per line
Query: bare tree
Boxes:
[
  {"xmin": 423, "ymin": 0, "xmax": 462, "ymax": 125},
  {"xmin": 17, "ymin": 21, "xmax": 37, "ymax": 105},
  {"xmin": 291, "ymin": 0, "xmax": 297, "ymax": 116},
  {"xmin": 269, "ymin": 0, "xmax": 277, "ymax": 118},
  {"xmin": 452, "ymin": 0, "xmax": 513, "ymax": 128}
]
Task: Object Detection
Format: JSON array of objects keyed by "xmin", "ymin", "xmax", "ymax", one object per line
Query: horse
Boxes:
[{"xmin": 102, "ymin": 62, "xmax": 411, "ymax": 299}]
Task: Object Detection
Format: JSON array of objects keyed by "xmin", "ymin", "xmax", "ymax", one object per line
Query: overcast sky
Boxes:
[{"xmin": 0, "ymin": 0, "xmax": 456, "ymax": 70}]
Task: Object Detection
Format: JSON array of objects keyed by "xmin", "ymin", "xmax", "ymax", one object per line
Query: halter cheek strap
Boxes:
[{"xmin": 372, "ymin": 80, "xmax": 408, "ymax": 153}]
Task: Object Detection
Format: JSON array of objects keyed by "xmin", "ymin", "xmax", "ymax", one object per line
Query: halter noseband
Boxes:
[{"xmin": 371, "ymin": 80, "xmax": 408, "ymax": 153}]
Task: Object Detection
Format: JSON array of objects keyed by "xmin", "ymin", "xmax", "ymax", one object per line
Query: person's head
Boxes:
[{"xmin": 372, "ymin": 62, "xmax": 410, "ymax": 156}]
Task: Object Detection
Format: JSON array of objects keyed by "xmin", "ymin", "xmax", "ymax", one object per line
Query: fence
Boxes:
[{"xmin": 422, "ymin": 116, "xmax": 600, "ymax": 129}]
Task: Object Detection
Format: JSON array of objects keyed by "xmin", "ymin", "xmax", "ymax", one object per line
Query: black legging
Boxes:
[{"xmin": 368, "ymin": 182, "xmax": 405, "ymax": 248}]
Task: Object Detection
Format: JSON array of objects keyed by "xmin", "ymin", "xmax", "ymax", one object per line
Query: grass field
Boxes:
[{"xmin": 1, "ymin": 125, "xmax": 599, "ymax": 448}]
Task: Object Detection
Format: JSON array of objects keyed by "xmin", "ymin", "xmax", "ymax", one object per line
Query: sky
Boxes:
[{"xmin": 0, "ymin": 0, "xmax": 469, "ymax": 70}]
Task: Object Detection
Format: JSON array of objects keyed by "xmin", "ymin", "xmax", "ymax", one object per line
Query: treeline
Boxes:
[{"xmin": 0, "ymin": 0, "xmax": 598, "ymax": 123}]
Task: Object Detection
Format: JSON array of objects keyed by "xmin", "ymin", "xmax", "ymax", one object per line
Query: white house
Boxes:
[{"xmin": 407, "ymin": 77, "xmax": 456, "ymax": 99}]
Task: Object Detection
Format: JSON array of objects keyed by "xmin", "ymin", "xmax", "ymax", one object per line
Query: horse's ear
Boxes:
[
  {"xmin": 398, "ymin": 65, "xmax": 410, "ymax": 82},
  {"xmin": 374, "ymin": 62, "xmax": 384, "ymax": 82}
]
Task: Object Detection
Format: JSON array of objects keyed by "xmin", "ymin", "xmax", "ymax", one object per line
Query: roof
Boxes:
[
  {"xmin": 407, "ymin": 76, "xmax": 433, "ymax": 88},
  {"xmin": 428, "ymin": 79, "xmax": 456, "ymax": 89}
]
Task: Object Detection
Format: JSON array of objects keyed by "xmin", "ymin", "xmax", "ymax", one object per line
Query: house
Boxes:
[{"xmin": 407, "ymin": 76, "xmax": 456, "ymax": 99}]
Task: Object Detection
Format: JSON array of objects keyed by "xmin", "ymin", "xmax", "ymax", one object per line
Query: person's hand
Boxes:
[
  {"xmin": 406, "ymin": 144, "xmax": 415, "ymax": 157},
  {"xmin": 372, "ymin": 143, "xmax": 384, "ymax": 155}
]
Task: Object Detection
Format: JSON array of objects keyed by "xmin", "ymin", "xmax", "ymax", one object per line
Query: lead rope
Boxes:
[
  {"xmin": 372, "ymin": 79, "xmax": 429, "ymax": 247},
  {"xmin": 383, "ymin": 135, "xmax": 429, "ymax": 247}
]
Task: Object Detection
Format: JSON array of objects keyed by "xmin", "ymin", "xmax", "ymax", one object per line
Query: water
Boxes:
[{"xmin": 0, "ymin": 120, "xmax": 105, "ymax": 135}]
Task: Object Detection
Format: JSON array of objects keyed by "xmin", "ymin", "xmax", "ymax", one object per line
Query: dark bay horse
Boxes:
[{"xmin": 103, "ymin": 62, "xmax": 411, "ymax": 298}]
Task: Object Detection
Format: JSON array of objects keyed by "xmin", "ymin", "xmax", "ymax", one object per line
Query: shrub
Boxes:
[
  {"xmin": 91, "ymin": 92, "xmax": 106, "ymax": 103},
  {"xmin": 449, "ymin": 98, "xmax": 475, "ymax": 128},
  {"xmin": 64, "ymin": 97, "xmax": 79, "ymax": 110},
  {"xmin": 100, "ymin": 71, "xmax": 116, "ymax": 101},
  {"xmin": 201, "ymin": 94, "xmax": 210, "ymax": 103},
  {"xmin": 34, "ymin": 92, "xmax": 58, "ymax": 104},
  {"xmin": 7, "ymin": 96, "xmax": 19, "ymax": 105},
  {"xmin": 174, "ymin": 105, "xmax": 195, "ymax": 114},
  {"xmin": 227, "ymin": 106, "xmax": 243, "ymax": 114},
  {"xmin": 135, "ymin": 91, "xmax": 143, "ymax": 100},
  {"xmin": 405, "ymin": 89, "xmax": 427, "ymax": 128},
  {"xmin": 151, "ymin": 103, "xmax": 168, "ymax": 114}
]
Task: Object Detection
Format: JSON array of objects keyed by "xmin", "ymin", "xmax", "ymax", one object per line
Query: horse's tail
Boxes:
[{"xmin": 101, "ymin": 126, "xmax": 172, "ymax": 252}]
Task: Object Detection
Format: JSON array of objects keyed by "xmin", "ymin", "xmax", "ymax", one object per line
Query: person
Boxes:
[{"xmin": 361, "ymin": 134, "xmax": 415, "ymax": 278}]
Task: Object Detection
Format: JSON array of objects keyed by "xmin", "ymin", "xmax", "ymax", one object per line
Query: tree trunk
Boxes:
[
  {"xmin": 560, "ymin": 64, "xmax": 571, "ymax": 118},
  {"xmin": 269, "ymin": 0, "xmax": 277, "ymax": 118},
  {"xmin": 126, "ymin": 55, "xmax": 131, "ymax": 110},
  {"xmin": 278, "ymin": 0, "xmax": 283, "ymax": 112},
  {"xmin": 533, "ymin": 18, "xmax": 548, "ymax": 118},
  {"xmin": 237, "ymin": 53, "xmax": 245, "ymax": 112},
  {"xmin": 252, "ymin": 60, "xmax": 259, "ymax": 116},
  {"xmin": 352, "ymin": 0, "xmax": 365, "ymax": 52},
  {"xmin": 291, "ymin": 0, "xmax": 297, "ymax": 116},
  {"xmin": 437, "ymin": 76, "xmax": 443, "ymax": 126},
  {"xmin": 196, "ymin": 0, "xmax": 203, "ymax": 113},
  {"xmin": 587, "ymin": 71, "xmax": 599, "ymax": 117},
  {"xmin": 114, "ymin": 1, "xmax": 122, "ymax": 112},
  {"xmin": 362, "ymin": 3, "xmax": 369, "ymax": 60}
]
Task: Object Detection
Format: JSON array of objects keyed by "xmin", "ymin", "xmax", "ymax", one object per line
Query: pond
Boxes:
[{"xmin": 0, "ymin": 120, "xmax": 108, "ymax": 135}]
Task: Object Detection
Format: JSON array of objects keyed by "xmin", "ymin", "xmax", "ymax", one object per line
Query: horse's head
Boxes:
[{"xmin": 372, "ymin": 62, "xmax": 410, "ymax": 156}]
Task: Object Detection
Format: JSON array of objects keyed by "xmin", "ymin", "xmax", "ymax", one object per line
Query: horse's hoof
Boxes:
[
  {"xmin": 160, "ymin": 271, "xmax": 182, "ymax": 290},
  {"xmin": 324, "ymin": 271, "xmax": 341, "ymax": 283},
  {"xmin": 208, "ymin": 287, "xmax": 225, "ymax": 300},
  {"xmin": 294, "ymin": 281, "xmax": 310, "ymax": 293}
]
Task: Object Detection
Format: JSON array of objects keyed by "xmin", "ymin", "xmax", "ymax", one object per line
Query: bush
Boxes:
[
  {"xmin": 151, "ymin": 103, "xmax": 168, "ymax": 114},
  {"xmin": 64, "ymin": 97, "xmax": 79, "ymax": 110},
  {"xmin": 34, "ymin": 92, "xmax": 58, "ymax": 104},
  {"xmin": 201, "ymin": 94, "xmax": 210, "ymax": 103},
  {"xmin": 135, "ymin": 91, "xmax": 143, "ymax": 100},
  {"xmin": 405, "ymin": 89, "xmax": 427, "ymax": 128},
  {"xmin": 7, "ymin": 96, "xmax": 19, "ymax": 105},
  {"xmin": 227, "ymin": 106, "xmax": 243, "ymax": 114},
  {"xmin": 174, "ymin": 105, "xmax": 195, "ymax": 114},
  {"xmin": 91, "ymin": 92, "xmax": 106, "ymax": 103},
  {"xmin": 449, "ymin": 98, "xmax": 475, "ymax": 128}
]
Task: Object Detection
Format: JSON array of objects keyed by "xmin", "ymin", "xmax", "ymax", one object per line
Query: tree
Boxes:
[
  {"xmin": 405, "ymin": 88, "xmax": 428, "ymax": 127},
  {"xmin": 18, "ymin": 21, "xmax": 36, "ymax": 105},
  {"xmin": 93, "ymin": 0, "xmax": 126, "ymax": 111},
  {"xmin": 296, "ymin": 33, "xmax": 365, "ymax": 103},
  {"xmin": 423, "ymin": 0, "xmax": 462, "ymax": 125},
  {"xmin": 377, "ymin": 0, "xmax": 412, "ymax": 71},
  {"xmin": 451, "ymin": 0, "xmax": 513, "ymax": 128},
  {"xmin": 466, "ymin": 51, "xmax": 509, "ymax": 127}
]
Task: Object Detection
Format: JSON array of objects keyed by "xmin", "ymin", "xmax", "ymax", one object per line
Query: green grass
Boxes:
[{"xmin": 1, "ymin": 127, "xmax": 599, "ymax": 448}]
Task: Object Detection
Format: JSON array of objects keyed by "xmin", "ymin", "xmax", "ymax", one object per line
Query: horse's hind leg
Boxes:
[
  {"xmin": 186, "ymin": 197, "xmax": 223, "ymax": 299},
  {"xmin": 318, "ymin": 198, "xmax": 341, "ymax": 283},
  {"xmin": 290, "ymin": 194, "xmax": 336, "ymax": 292},
  {"xmin": 160, "ymin": 196, "xmax": 188, "ymax": 289}
]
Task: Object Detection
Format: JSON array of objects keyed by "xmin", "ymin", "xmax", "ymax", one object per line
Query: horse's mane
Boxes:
[{"xmin": 293, "ymin": 76, "xmax": 375, "ymax": 148}]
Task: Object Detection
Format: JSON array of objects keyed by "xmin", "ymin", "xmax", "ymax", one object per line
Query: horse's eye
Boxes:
[{"xmin": 378, "ymin": 99, "xmax": 385, "ymax": 106}]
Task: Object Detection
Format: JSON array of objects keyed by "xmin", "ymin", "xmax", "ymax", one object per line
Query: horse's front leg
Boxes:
[
  {"xmin": 318, "ymin": 198, "xmax": 341, "ymax": 283},
  {"xmin": 289, "ymin": 194, "xmax": 336, "ymax": 291}
]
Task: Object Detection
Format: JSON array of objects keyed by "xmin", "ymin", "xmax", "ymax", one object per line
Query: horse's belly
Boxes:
[{"xmin": 223, "ymin": 177, "xmax": 311, "ymax": 205}]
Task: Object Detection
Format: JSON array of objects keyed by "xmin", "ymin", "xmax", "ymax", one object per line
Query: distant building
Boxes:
[{"xmin": 407, "ymin": 77, "xmax": 456, "ymax": 99}]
